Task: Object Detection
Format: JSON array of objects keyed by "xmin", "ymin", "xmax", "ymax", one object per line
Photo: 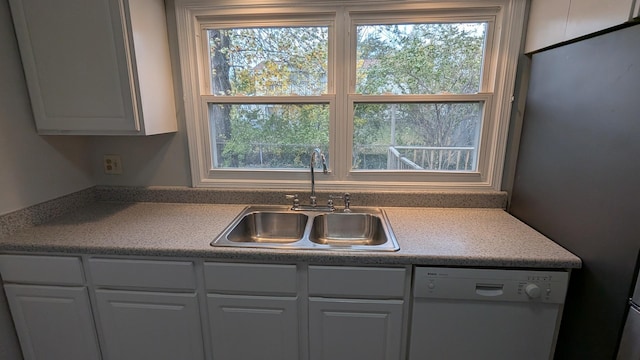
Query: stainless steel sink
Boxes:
[
  {"xmin": 212, "ymin": 206, "xmax": 399, "ymax": 251},
  {"xmin": 309, "ymin": 213, "xmax": 387, "ymax": 246},
  {"xmin": 226, "ymin": 211, "xmax": 307, "ymax": 243}
]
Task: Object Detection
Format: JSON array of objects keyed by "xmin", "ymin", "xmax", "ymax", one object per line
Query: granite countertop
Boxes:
[{"xmin": 0, "ymin": 202, "xmax": 581, "ymax": 269}]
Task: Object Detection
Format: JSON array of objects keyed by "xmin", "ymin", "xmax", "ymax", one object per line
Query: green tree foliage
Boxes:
[
  {"xmin": 208, "ymin": 27, "xmax": 329, "ymax": 169},
  {"xmin": 218, "ymin": 104, "xmax": 329, "ymax": 168},
  {"xmin": 208, "ymin": 22, "xmax": 485, "ymax": 170},
  {"xmin": 357, "ymin": 24, "xmax": 484, "ymax": 95},
  {"xmin": 354, "ymin": 23, "xmax": 486, "ymax": 170},
  {"xmin": 356, "ymin": 24, "xmax": 484, "ymax": 134}
]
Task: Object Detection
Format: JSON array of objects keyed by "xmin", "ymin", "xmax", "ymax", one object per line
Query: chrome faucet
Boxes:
[
  {"xmin": 285, "ymin": 149, "xmax": 332, "ymax": 211},
  {"xmin": 310, "ymin": 148, "xmax": 327, "ymax": 206}
]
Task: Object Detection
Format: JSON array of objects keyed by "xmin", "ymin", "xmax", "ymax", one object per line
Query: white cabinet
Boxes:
[
  {"xmin": 204, "ymin": 263, "xmax": 408, "ymax": 360},
  {"xmin": 307, "ymin": 265, "xmax": 408, "ymax": 360},
  {"xmin": 0, "ymin": 255, "xmax": 101, "ymax": 360},
  {"xmin": 525, "ymin": 0, "xmax": 638, "ymax": 53},
  {"xmin": 94, "ymin": 290, "xmax": 204, "ymax": 360},
  {"xmin": 564, "ymin": 0, "xmax": 636, "ymax": 39},
  {"xmin": 0, "ymin": 256, "xmax": 410, "ymax": 360},
  {"xmin": 8, "ymin": 0, "xmax": 177, "ymax": 135},
  {"xmin": 208, "ymin": 294, "xmax": 299, "ymax": 360},
  {"xmin": 309, "ymin": 298, "xmax": 404, "ymax": 360},
  {"xmin": 204, "ymin": 262, "xmax": 300, "ymax": 360},
  {"xmin": 4, "ymin": 285, "xmax": 101, "ymax": 360},
  {"xmin": 88, "ymin": 258, "xmax": 205, "ymax": 360}
]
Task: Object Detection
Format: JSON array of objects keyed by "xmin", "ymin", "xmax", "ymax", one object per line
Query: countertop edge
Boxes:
[{"xmin": 0, "ymin": 242, "xmax": 582, "ymax": 270}]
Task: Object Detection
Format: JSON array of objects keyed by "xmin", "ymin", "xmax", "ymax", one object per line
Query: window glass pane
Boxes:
[
  {"xmin": 356, "ymin": 23, "xmax": 486, "ymax": 95},
  {"xmin": 352, "ymin": 103, "xmax": 481, "ymax": 171},
  {"xmin": 208, "ymin": 27, "xmax": 328, "ymax": 96},
  {"xmin": 209, "ymin": 103, "xmax": 329, "ymax": 169}
]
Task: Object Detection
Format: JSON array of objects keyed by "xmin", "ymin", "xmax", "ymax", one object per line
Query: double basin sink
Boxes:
[{"xmin": 212, "ymin": 206, "xmax": 399, "ymax": 252}]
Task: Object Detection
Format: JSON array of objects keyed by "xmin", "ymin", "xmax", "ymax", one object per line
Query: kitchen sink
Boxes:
[
  {"xmin": 226, "ymin": 211, "xmax": 308, "ymax": 243},
  {"xmin": 212, "ymin": 206, "xmax": 399, "ymax": 251},
  {"xmin": 309, "ymin": 213, "xmax": 387, "ymax": 246}
]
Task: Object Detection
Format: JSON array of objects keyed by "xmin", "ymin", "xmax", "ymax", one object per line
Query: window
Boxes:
[
  {"xmin": 206, "ymin": 25, "xmax": 330, "ymax": 170},
  {"xmin": 352, "ymin": 21, "xmax": 487, "ymax": 173},
  {"xmin": 175, "ymin": 1, "xmax": 526, "ymax": 190}
]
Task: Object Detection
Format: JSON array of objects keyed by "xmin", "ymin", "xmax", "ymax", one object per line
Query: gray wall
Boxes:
[
  {"xmin": 1, "ymin": 0, "xmax": 62, "ymax": 357},
  {"xmin": 90, "ymin": 0, "xmax": 191, "ymax": 186},
  {"xmin": 89, "ymin": 132, "xmax": 191, "ymax": 187},
  {"xmin": 89, "ymin": 0, "xmax": 192, "ymax": 187},
  {"xmin": 0, "ymin": 0, "xmax": 94, "ymax": 216},
  {"xmin": 0, "ymin": 0, "xmax": 192, "ymax": 208}
]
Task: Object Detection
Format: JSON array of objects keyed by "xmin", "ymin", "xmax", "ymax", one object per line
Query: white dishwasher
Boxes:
[{"xmin": 409, "ymin": 267, "xmax": 569, "ymax": 360}]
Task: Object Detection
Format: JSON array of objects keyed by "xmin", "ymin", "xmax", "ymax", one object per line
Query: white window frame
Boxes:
[{"xmin": 174, "ymin": 0, "xmax": 527, "ymax": 191}]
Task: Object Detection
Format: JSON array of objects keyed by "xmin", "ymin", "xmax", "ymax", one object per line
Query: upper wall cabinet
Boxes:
[
  {"xmin": 525, "ymin": 0, "xmax": 640, "ymax": 53},
  {"xmin": 9, "ymin": 0, "xmax": 177, "ymax": 135}
]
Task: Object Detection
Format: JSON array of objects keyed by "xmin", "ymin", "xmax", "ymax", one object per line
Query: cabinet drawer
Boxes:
[
  {"xmin": 0, "ymin": 255, "xmax": 84, "ymax": 285},
  {"xmin": 204, "ymin": 262, "xmax": 297, "ymax": 295},
  {"xmin": 308, "ymin": 266, "xmax": 406, "ymax": 298},
  {"xmin": 89, "ymin": 258, "xmax": 196, "ymax": 290}
]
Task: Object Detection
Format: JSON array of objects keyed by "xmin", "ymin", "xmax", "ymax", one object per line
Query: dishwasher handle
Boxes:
[{"xmin": 475, "ymin": 283, "xmax": 504, "ymax": 297}]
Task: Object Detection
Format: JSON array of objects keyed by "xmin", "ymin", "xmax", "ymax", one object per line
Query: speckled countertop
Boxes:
[{"xmin": 0, "ymin": 202, "xmax": 581, "ymax": 269}]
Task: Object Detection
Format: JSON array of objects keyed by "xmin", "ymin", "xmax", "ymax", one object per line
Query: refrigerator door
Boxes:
[{"xmin": 618, "ymin": 305, "xmax": 640, "ymax": 360}]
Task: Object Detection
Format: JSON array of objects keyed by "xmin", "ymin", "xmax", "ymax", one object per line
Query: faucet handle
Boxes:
[
  {"xmin": 285, "ymin": 194, "xmax": 300, "ymax": 210},
  {"xmin": 320, "ymin": 153, "xmax": 328, "ymax": 174},
  {"xmin": 327, "ymin": 198, "xmax": 335, "ymax": 212},
  {"xmin": 329, "ymin": 193, "xmax": 352, "ymax": 212},
  {"xmin": 343, "ymin": 193, "xmax": 351, "ymax": 213}
]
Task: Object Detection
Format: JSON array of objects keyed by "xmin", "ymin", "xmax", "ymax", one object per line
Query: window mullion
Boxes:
[
  {"xmin": 331, "ymin": 7, "xmax": 350, "ymax": 181},
  {"xmin": 349, "ymin": 94, "xmax": 493, "ymax": 103},
  {"xmin": 200, "ymin": 95, "xmax": 334, "ymax": 103}
]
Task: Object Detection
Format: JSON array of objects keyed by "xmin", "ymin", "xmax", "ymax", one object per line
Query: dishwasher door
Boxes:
[{"xmin": 409, "ymin": 267, "xmax": 569, "ymax": 360}]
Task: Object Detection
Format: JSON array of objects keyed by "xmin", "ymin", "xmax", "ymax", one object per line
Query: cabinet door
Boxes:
[
  {"xmin": 8, "ymin": 0, "xmax": 137, "ymax": 133},
  {"xmin": 309, "ymin": 298, "xmax": 404, "ymax": 360},
  {"xmin": 95, "ymin": 290, "xmax": 204, "ymax": 360},
  {"xmin": 208, "ymin": 294, "xmax": 299, "ymax": 360},
  {"xmin": 8, "ymin": 0, "xmax": 177, "ymax": 135},
  {"xmin": 4, "ymin": 284, "xmax": 101, "ymax": 360}
]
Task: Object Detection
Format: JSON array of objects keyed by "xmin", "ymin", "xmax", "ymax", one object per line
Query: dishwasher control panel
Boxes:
[{"xmin": 413, "ymin": 267, "xmax": 569, "ymax": 304}]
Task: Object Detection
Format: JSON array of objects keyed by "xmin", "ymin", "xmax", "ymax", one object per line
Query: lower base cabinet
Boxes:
[
  {"xmin": 94, "ymin": 290, "xmax": 205, "ymax": 360},
  {"xmin": 308, "ymin": 298, "xmax": 405, "ymax": 360},
  {"xmin": 207, "ymin": 294, "xmax": 299, "ymax": 360},
  {"xmin": 4, "ymin": 284, "xmax": 102, "ymax": 360},
  {"xmin": 1, "ymin": 256, "xmax": 409, "ymax": 360}
]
